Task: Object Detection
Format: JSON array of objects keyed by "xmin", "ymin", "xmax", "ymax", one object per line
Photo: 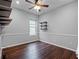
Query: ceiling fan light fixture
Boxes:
[
  {"xmin": 34, "ymin": 5, "xmax": 41, "ymax": 10},
  {"xmin": 16, "ymin": 1, "xmax": 20, "ymax": 5}
]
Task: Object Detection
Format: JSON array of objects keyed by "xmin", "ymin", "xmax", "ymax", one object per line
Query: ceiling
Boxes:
[{"xmin": 11, "ymin": 0, "xmax": 77, "ymax": 15}]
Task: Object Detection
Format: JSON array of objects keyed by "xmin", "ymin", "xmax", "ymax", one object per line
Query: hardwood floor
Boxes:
[{"xmin": 2, "ymin": 41, "xmax": 77, "ymax": 59}]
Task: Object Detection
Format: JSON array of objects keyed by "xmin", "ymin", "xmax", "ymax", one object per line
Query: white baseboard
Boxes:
[
  {"xmin": 2, "ymin": 40, "xmax": 38, "ymax": 49},
  {"xmin": 40, "ymin": 40, "xmax": 76, "ymax": 52},
  {"xmin": 2, "ymin": 40, "xmax": 77, "ymax": 52},
  {"xmin": 76, "ymin": 49, "xmax": 78, "ymax": 57}
]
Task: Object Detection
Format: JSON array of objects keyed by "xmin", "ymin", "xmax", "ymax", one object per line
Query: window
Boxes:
[{"xmin": 29, "ymin": 20, "xmax": 36, "ymax": 35}]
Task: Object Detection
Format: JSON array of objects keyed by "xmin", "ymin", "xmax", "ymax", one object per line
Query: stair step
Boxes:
[
  {"xmin": 0, "ymin": 23, "xmax": 9, "ymax": 26},
  {"xmin": 0, "ymin": 0, "xmax": 12, "ymax": 7},
  {"xmin": 0, "ymin": 10, "xmax": 11, "ymax": 17},
  {"xmin": 0, "ymin": 21, "xmax": 11, "ymax": 26},
  {"xmin": 0, "ymin": 5, "xmax": 12, "ymax": 11},
  {"xmin": 3, "ymin": 0, "xmax": 12, "ymax": 2},
  {"xmin": 0, "ymin": 21, "xmax": 11, "ymax": 23},
  {"xmin": 0, "ymin": 17, "xmax": 12, "ymax": 21}
]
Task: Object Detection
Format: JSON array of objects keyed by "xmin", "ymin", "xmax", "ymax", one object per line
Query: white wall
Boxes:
[
  {"xmin": 2, "ymin": 8, "xmax": 38, "ymax": 48},
  {"xmin": 39, "ymin": 1, "xmax": 78, "ymax": 51}
]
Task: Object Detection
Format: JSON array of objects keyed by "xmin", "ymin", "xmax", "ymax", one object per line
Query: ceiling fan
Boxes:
[{"xmin": 25, "ymin": 0, "xmax": 49, "ymax": 12}]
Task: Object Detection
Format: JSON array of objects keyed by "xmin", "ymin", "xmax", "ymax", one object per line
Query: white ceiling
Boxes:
[{"xmin": 11, "ymin": 0, "xmax": 77, "ymax": 15}]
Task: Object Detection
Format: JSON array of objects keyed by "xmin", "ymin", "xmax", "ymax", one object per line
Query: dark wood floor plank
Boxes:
[{"xmin": 2, "ymin": 41, "xmax": 77, "ymax": 59}]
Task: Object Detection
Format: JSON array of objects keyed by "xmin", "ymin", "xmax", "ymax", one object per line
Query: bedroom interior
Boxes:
[{"xmin": 0, "ymin": 0, "xmax": 78, "ymax": 59}]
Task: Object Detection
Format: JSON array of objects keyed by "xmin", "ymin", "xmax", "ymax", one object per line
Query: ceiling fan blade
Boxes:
[
  {"xmin": 29, "ymin": 6, "xmax": 34, "ymax": 9},
  {"xmin": 40, "ymin": 5, "xmax": 49, "ymax": 7},
  {"xmin": 25, "ymin": 0, "xmax": 34, "ymax": 4},
  {"xmin": 35, "ymin": 0, "xmax": 38, "ymax": 4}
]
